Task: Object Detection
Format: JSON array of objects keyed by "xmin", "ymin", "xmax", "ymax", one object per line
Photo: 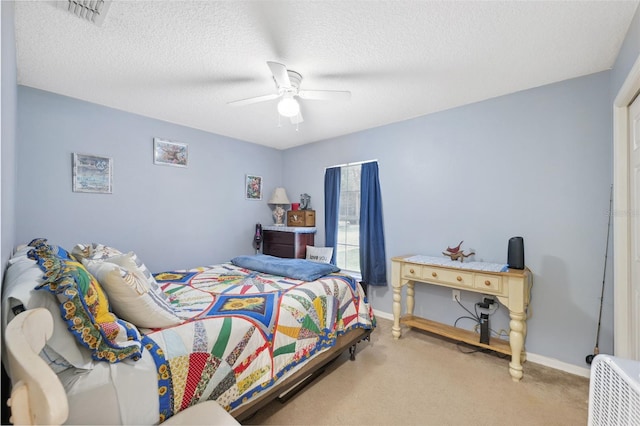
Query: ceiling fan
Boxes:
[{"xmin": 227, "ymin": 61, "xmax": 351, "ymax": 124}]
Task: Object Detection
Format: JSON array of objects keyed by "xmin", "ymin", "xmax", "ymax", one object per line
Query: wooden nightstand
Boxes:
[{"xmin": 262, "ymin": 226, "xmax": 316, "ymax": 259}]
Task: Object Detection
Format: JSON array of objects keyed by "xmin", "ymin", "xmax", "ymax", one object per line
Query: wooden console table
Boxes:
[{"xmin": 391, "ymin": 255, "xmax": 532, "ymax": 382}]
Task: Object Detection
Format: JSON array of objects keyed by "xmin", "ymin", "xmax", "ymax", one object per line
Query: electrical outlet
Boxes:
[{"xmin": 452, "ymin": 289, "xmax": 460, "ymax": 302}]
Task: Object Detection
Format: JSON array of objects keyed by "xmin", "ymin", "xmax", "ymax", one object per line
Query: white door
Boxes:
[{"xmin": 630, "ymin": 95, "xmax": 640, "ymax": 359}]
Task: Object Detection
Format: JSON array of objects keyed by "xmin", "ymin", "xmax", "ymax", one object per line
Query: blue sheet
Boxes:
[{"xmin": 230, "ymin": 254, "xmax": 340, "ymax": 281}]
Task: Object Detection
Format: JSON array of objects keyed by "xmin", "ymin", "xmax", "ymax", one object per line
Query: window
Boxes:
[
  {"xmin": 325, "ymin": 160, "xmax": 386, "ymax": 286},
  {"xmin": 336, "ymin": 164, "xmax": 360, "ymax": 272}
]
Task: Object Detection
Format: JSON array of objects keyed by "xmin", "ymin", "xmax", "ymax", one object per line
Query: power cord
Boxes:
[
  {"xmin": 454, "ymin": 315, "xmax": 480, "ymax": 329},
  {"xmin": 453, "ymin": 294, "xmax": 498, "ymax": 328},
  {"xmin": 454, "ymin": 294, "xmax": 480, "ymax": 323},
  {"xmin": 453, "ymin": 294, "xmax": 507, "ymax": 354}
]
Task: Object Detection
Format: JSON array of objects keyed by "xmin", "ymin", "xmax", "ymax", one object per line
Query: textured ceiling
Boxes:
[{"xmin": 14, "ymin": 1, "xmax": 639, "ymax": 150}]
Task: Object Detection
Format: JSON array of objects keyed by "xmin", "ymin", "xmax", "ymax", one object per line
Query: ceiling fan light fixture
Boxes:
[{"xmin": 277, "ymin": 96, "xmax": 300, "ymax": 118}]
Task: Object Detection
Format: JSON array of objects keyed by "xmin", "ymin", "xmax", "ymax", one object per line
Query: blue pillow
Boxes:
[{"xmin": 231, "ymin": 254, "xmax": 340, "ymax": 281}]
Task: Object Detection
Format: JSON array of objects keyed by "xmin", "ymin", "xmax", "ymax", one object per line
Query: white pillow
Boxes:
[
  {"xmin": 306, "ymin": 246, "xmax": 334, "ymax": 264},
  {"xmin": 72, "ymin": 242, "xmax": 123, "ymax": 261},
  {"xmin": 8, "ymin": 244, "xmax": 34, "ymax": 264},
  {"xmin": 83, "ymin": 253, "xmax": 182, "ymax": 329}
]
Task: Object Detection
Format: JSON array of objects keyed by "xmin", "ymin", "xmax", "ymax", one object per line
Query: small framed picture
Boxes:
[
  {"xmin": 153, "ymin": 138, "xmax": 188, "ymax": 167},
  {"xmin": 72, "ymin": 153, "xmax": 113, "ymax": 194},
  {"xmin": 245, "ymin": 175, "xmax": 263, "ymax": 200}
]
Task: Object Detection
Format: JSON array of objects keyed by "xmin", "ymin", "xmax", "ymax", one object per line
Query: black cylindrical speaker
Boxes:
[{"xmin": 508, "ymin": 237, "xmax": 525, "ymax": 269}]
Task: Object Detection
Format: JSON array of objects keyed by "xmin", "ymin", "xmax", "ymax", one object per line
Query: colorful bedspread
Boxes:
[{"xmin": 145, "ymin": 263, "xmax": 375, "ymax": 422}]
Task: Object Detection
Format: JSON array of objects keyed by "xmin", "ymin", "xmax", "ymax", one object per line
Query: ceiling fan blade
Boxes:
[
  {"xmin": 290, "ymin": 112, "xmax": 304, "ymax": 125},
  {"xmin": 298, "ymin": 90, "xmax": 351, "ymax": 101},
  {"xmin": 227, "ymin": 93, "xmax": 280, "ymax": 107},
  {"xmin": 267, "ymin": 61, "xmax": 291, "ymax": 88}
]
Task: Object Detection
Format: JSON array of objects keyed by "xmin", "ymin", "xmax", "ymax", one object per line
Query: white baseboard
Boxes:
[
  {"xmin": 374, "ymin": 310, "xmax": 394, "ymax": 321},
  {"xmin": 373, "ymin": 309, "xmax": 591, "ymax": 378},
  {"xmin": 525, "ymin": 352, "xmax": 591, "ymax": 378}
]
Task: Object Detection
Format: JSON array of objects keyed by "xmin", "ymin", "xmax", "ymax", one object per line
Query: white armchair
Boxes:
[{"xmin": 4, "ymin": 308, "xmax": 239, "ymax": 426}]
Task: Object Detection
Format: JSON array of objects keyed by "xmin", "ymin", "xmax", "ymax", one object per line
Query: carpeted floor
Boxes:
[{"xmin": 245, "ymin": 318, "xmax": 589, "ymax": 425}]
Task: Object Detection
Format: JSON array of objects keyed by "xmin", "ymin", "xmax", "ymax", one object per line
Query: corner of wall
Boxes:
[{"xmin": 1, "ymin": 0, "xmax": 18, "ymax": 280}]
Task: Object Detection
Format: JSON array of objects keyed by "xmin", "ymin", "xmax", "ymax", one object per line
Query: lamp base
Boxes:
[{"xmin": 272, "ymin": 205, "xmax": 287, "ymax": 227}]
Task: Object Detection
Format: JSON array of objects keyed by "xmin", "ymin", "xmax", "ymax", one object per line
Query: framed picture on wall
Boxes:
[
  {"xmin": 245, "ymin": 175, "xmax": 263, "ymax": 200},
  {"xmin": 153, "ymin": 138, "xmax": 188, "ymax": 167},
  {"xmin": 72, "ymin": 153, "xmax": 113, "ymax": 194}
]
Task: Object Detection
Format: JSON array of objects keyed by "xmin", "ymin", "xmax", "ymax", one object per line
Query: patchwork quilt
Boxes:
[{"xmin": 145, "ymin": 263, "xmax": 375, "ymax": 422}]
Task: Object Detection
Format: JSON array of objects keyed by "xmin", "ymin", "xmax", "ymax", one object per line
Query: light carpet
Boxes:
[{"xmin": 245, "ymin": 318, "xmax": 589, "ymax": 425}]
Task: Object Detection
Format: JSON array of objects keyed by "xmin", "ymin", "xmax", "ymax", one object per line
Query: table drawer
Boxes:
[
  {"xmin": 474, "ymin": 273, "xmax": 503, "ymax": 294},
  {"xmin": 422, "ymin": 266, "xmax": 473, "ymax": 288},
  {"xmin": 402, "ymin": 264, "xmax": 422, "ymax": 280}
]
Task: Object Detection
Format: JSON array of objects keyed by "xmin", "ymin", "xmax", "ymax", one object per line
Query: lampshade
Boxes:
[
  {"xmin": 268, "ymin": 187, "xmax": 291, "ymax": 204},
  {"xmin": 277, "ymin": 96, "xmax": 300, "ymax": 118}
]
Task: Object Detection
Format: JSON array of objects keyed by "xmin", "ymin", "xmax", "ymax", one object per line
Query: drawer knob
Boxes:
[
  {"xmin": 409, "ymin": 269, "xmax": 415, "ymax": 274},
  {"xmin": 457, "ymin": 276, "xmax": 462, "ymax": 282},
  {"xmin": 432, "ymin": 272, "xmax": 437, "ymax": 277},
  {"xmin": 484, "ymin": 280, "xmax": 491, "ymax": 286}
]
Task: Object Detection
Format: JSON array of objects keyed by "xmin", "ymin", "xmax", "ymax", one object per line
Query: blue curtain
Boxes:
[
  {"xmin": 359, "ymin": 162, "xmax": 387, "ymax": 286},
  {"xmin": 324, "ymin": 167, "xmax": 341, "ymax": 265}
]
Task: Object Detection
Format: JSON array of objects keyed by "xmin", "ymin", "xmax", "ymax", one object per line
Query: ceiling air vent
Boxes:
[{"xmin": 57, "ymin": 0, "xmax": 111, "ymax": 26}]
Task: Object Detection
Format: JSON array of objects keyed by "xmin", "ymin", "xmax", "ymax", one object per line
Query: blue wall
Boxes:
[
  {"xmin": 16, "ymin": 87, "xmax": 283, "ymax": 272},
  {"xmin": 282, "ymin": 72, "xmax": 614, "ymax": 368},
  {"xmin": 1, "ymin": 0, "xmax": 17, "ymax": 271}
]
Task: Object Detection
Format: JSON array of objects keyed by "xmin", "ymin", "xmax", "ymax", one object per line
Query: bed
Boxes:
[{"xmin": 1, "ymin": 239, "xmax": 375, "ymax": 424}]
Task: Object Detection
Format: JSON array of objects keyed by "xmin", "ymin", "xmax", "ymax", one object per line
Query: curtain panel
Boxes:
[{"xmin": 359, "ymin": 162, "xmax": 387, "ymax": 286}]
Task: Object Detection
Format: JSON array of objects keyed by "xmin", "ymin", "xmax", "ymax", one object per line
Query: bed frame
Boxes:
[{"xmin": 230, "ymin": 326, "xmax": 373, "ymax": 422}]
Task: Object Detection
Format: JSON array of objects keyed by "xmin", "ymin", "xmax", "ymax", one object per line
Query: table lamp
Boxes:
[{"xmin": 268, "ymin": 187, "xmax": 290, "ymax": 226}]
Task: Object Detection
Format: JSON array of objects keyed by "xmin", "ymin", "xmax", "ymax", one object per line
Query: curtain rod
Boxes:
[{"xmin": 325, "ymin": 159, "xmax": 378, "ymax": 170}]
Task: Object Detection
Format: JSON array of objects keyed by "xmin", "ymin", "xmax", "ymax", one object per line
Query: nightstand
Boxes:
[{"xmin": 262, "ymin": 226, "xmax": 316, "ymax": 259}]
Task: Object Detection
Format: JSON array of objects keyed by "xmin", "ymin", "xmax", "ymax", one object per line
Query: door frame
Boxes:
[{"xmin": 613, "ymin": 52, "xmax": 640, "ymax": 359}]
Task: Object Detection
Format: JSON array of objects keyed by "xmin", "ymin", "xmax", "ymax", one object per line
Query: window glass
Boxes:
[{"xmin": 337, "ymin": 165, "xmax": 360, "ymax": 272}]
